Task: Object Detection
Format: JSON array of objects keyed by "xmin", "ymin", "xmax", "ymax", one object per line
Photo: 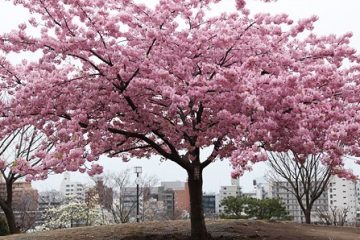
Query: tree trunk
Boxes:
[
  {"xmin": 0, "ymin": 180, "xmax": 20, "ymax": 234},
  {"xmin": 187, "ymin": 166, "xmax": 210, "ymax": 240},
  {"xmin": 304, "ymin": 209, "xmax": 311, "ymax": 224},
  {"xmin": 1, "ymin": 203, "xmax": 19, "ymax": 234}
]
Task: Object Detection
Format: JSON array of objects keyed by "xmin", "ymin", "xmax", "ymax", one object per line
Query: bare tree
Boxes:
[
  {"xmin": 267, "ymin": 151, "xmax": 332, "ymax": 224},
  {"xmin": 316, "ymin": 206, "xmax": 349, "ymax": 226},
  {"xmin": 142, "ymin": 198, "xmax": 167, "ymax": 221},
  {"xmin": 13, "ymin": 189, "xmax": 38, "ymax": 232},
  {"xmin": 85, "ymin": 179, "xmax": 114, "ymax": 225},
  {"xmin": 0, "ymin": 126, "xmax": 53, "ymax": 233},
  {"xmin": 103, "ymin": 170, "xmax": 158, "ymax": 223}
]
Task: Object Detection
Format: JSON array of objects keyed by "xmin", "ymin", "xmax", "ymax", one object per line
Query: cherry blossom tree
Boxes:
[
  {"xmin": 1, "ymin": 0, "xmax": 360, "ymax": 238},
  {"xmin": 0, "ymin": 126, "xmax": 52, "ymax": 234}
]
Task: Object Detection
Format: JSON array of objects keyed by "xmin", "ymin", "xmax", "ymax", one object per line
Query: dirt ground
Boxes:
[{"xmin": 1, "ymin": 219, "xmax": 359, "ymax": 240}]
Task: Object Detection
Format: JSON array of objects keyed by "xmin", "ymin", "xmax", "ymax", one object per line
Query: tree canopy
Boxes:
[
  {"xmin": 1, "ymin": 0, "xmax": 360, "ymax": 238},
  {"xmin": 0, "ymin": 0, "xmax": 359, "ymax": 178}
]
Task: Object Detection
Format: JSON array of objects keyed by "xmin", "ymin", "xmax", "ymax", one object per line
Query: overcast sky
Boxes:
[{"xmin": 1, "ymin": 0, "xmax": 360, "ymax": 193}]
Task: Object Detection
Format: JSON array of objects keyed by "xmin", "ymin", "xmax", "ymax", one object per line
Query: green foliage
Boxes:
[
  {"xmin": 220, "ymin": 196, "xmax": 250, "ymax": 217},
  {"xmin": 0, "ymin": 216, "xmax": 9, "ymax": 236},
  {"xmin": 220, "ymin": 196, "xmax": 289, "ymax": 220}
]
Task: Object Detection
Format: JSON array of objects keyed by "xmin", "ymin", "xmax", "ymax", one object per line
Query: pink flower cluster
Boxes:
[{"xmin": 0, "ymin": 0, "xmax": 359, "ymax": 180}]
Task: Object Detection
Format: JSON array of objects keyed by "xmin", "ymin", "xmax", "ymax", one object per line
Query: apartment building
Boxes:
[
  {"xmin": 270, "ymin": 181, "xmax": 328, "ymax": 223},
  {"xmin": 217, "ymin": 178, "xmax": 241, "ymax": 214},
  {"xmin": 328, "ymin": 176, "xmax": 360, "ymax": 224},
  {"xmin": 60, "ymin": 172, "xmax": 86, "ymax": 202}
]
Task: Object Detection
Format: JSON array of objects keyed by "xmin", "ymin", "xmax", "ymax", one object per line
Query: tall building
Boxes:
[
  {"xmin": 152, "ymin": 181, "xmax": 191, "ymax": 219},
  {"xmin": 60, "ymin": 172, "xmax": 85, "ymax": 202},
  {"xmin": 253, "ymin": 179, "xmax": 272, "ymax": 200},
  {"xmin": 116, "ymin": 186, "xmax": 144, "ymax": 221},
  {"xmin": 217, "ymin": 178, "xmax": 241, "ymax": 214},
  {"xmin": 202, "ymin": 193, "xmax": 216, "ymax": 217},
  {"xmin": 270, "ymin": 181, "xmax": 328, "ymax": 223},
  {"xmin": 157, "ymin": 187, "xmax": 176, "ymax": 219},
  {"xmin": 328, "ymin": 176, "xmax": 360, "ymax": 224}
]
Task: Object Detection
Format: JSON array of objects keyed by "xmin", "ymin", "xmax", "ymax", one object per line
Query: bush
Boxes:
[{"xmin": 220, "ymin": 196, "xmax": 289, "ymax": 220}]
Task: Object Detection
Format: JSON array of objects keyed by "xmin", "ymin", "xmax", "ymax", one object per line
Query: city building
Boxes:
[
  {"xmin": 157, "ymin": 186, "xmax": 176, "ymax": 218},
  {"xmin": 202, "ymin": 193, "xmax": 216, "ymax": 217},
  {"xmin": 60, "ymin": 172, "xmax": 86, "ymax": 202},
  {"xmin": 270, "ymin": 181, "xmax": 328, "ymax": 223},
  {"xmin": 161, "ymin": 181, "xmax": 190, "ymax": 215},
  {"xmin": 217, "ymin": 178, "xmax": 241, "ymax": 214},
  {"xmin": 110, "ymin": 186, "xmax": 144, "ymax": 223},
  {"xmin": 253, "ymin": 180, "xmax": 272, "ymax": 200},
  {"xmin": 328, "ymin": 176, "xmax": 360, "ymax": 224}
]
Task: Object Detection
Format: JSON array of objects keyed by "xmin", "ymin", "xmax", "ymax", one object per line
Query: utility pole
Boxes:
[{"xmin": 134, "ymin": 166, "xmax": 142, "ymax": 223}]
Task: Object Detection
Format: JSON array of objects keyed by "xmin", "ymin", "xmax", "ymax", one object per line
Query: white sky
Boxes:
[{"xmin": 1, "ymin": 0, "xmax": 360, "ymax": 193}]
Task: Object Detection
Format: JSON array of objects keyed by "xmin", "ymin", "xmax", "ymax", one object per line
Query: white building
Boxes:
[
  {"xmin": 328, "ymin": 176, "xmax": 360, "ymax": 224},
  {"xmin": 161, "ymin": 181, "xmax": 186, "ymax": 191},
  {"xmin": 245, "ymin": 175, "xmax": 360, "ymax": 224},
  {"xmin": 270, "ymin": 181, "xmax": 328, "ymax": 223},
  {"xmin": 60, "ymin": 172, "xmax": 86, "ymax": 202},
  {"xmin": 253, "ymin": 179, "xmax": 272, "ymax": 200},
  {"xmin": 217, "ymin": 178, "xmax": 241, "ymax": 214}
]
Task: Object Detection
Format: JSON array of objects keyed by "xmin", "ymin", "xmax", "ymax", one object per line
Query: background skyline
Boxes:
[{"xmin": 0, "ymin": 0, "xmax": 360, "ymax": 193}]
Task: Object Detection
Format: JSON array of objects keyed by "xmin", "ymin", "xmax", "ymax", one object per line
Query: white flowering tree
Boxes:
[{"xmin": 41, "ymin": 198, "xmax": 109, "ymax": 230}]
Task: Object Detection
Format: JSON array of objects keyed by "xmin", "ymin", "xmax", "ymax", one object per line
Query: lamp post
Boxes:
[{"xmin": 134, "ymin": 166, "xmax": 142, "ymax": 223}]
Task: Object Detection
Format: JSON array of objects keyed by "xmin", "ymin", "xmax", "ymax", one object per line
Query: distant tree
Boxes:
[
  {"xmin": 85, "ymin": 178, "xmax": 114, "ymax": 225},
  {"xmin": 89, "ymin": 178, "xmax": 113, "ymax": 210},
  {"xmin": 103, "ymin": 170, "xmax": 158, "ymax": 223},
  {"xmin": 42, "ymin": 198, "xmax": 106, "ymax": 229},
  {"xmin": 0, "ymin": 126, "xmax": 52, "ymax": 234},
  {"xmin": 221, "ymin": 196, "xmax": 288, "ymax": 220},
  {"xmin": 142, "ymin": 198, "xmax": 167, "ymax": 221},
  {"xmin": 220, "ymin": 196, "xmax": 248, "ymax": 218},
  {"xmin": 247, "ymin": 198, "xmax": 288, "ymax": 220},
  {"xmin": 13, "ymin": 188, "xmax": 38, "ymax": 232},
  {"xmin": 267, "ymin": 152, "xmax": 332, "ymax": 224},
  {"xmin": 316, "ymin": 206, "xmax": 349, "ymax": 226}
]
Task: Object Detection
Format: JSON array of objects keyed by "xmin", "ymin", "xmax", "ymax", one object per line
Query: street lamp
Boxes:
[{"xmin": 134, "ymin": 166, "xmax": 142, "ymax": 223}]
